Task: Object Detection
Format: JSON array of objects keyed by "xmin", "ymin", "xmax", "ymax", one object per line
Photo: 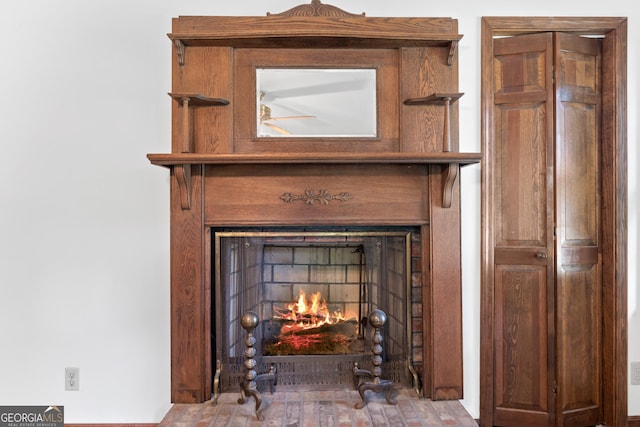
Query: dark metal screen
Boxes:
[{"xmin": 214, "ymin": 230, "xmax": 412, "ymax": 392}]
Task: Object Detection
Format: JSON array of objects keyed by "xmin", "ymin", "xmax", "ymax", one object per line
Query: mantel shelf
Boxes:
[
  {"xmin": 170, "ymin": 35, "xmax": 460, "ymax": 66},
  {"xmin": 148, "ymin": 152, "xmax": 480, "ymax": 210},
  {"xmin": 147, "ymin": 152, "xmax": 481, "ymax": 167},
  {"xmin": 168, "ymin": 13, "xmax": 462, "ymax": 66},
  {"xmin": 169, "ymin": 33, "xmax": 461, "ymax": 48}
]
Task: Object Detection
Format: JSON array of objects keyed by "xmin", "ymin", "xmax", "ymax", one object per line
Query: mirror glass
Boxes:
[{"xmin": 256, "ymin": 68, "xmax": 376, "ymax": 137}]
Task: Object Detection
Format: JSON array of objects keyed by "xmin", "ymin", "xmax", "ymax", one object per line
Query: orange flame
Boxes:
[{"xmin": 275, "ymin": 289, "xmax": 353, "ymax": 332}]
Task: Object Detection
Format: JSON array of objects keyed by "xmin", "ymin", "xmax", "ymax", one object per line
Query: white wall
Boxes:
[{"xmin": 0, "ymin": 0, "xmax": 636, "ymax": 423}]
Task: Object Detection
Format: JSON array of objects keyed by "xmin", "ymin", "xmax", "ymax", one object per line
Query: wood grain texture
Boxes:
[
  {"xmin": 480, "ymin": 16, "xmax": 627, "ymax": 427},
  {"xmin": 203, "ymin": 164, "xmax": 428, "ymax": 226},
  {"xmin": 490, "ymin": 32, "xmax": 555, "ymax": 427},
  {"xmin": 555, "ymin": 33, "xmax": 602, "ymax": 426},
  {"xmin": 427, "ymin": 164, "xmax": 463, "ymax": 400},
  {"xmin": 266, "ymin": 0, "xmax": 365, "ymax": 18},
  {"xmin": 175, "ymin": 47, "xmax": 233, "ymax": 154},
  {"xmin": 171, "ymin": 15, "xmax": 460, "ymax": 47},
  {"xmin": 232, "ymin": 48, "xmax": 399, "ymax": 154},
  {"xmin": 158, "ymin": 9, "xmax": 476, "ymax": 405},
  {"xmin": 170, "ymin": 165, "xmax": 209, "ymax": 402},
  {"xmin": 600, "ymin": 18, "xmax": 628, "ymax": 427},
  {"xmin": 400, "ymin": 47, "xmax": 460, "ymax": 153},
  {"xmin": 148, "ymin": 152, "xmax": 482, "ymax": 166}
]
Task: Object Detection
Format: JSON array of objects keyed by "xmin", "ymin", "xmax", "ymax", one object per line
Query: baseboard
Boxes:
[{"xmin": 629, "ymin": 415, "xmax": 640, "ymax": 427}]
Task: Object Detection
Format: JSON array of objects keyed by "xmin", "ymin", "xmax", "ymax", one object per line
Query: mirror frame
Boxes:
[{"xmin": 233, "ymin": 48, "xmax": 399, "ymax": 153}]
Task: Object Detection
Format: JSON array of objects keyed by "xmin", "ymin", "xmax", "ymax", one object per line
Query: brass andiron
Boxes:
[
  {"xmin": 238, "ymin": 311, "xmax": 276, "ymax": 421},
  {"xmin": 353, "ymin": 309, "xmax": 397, "ymax": 409}
]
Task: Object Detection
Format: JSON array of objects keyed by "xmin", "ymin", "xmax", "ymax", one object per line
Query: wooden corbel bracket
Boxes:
[
  {"xmin": 442, "ymin": 163, "xmax": 459, "ymax": 209},
  {"xmin": 173, "ymin": 39, "xmax": 185, "ymax": 66},
  {"xmin": 447, "ymin": 40, "xmax": 458, "ymax": 66},
  {"xmin": 174, "ymin": 164, "xmax": 192, "ymax": 210}
]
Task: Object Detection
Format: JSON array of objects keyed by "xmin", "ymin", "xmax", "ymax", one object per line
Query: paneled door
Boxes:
[
  {"xmin": 484, "ymin": 31, "xmax": 604, "ymax": 427},
  {"xmin": 553, "ymin": 32, "xmax": 603, "ymax": 427},
  {"xmin": 491, "ymin": 32, "xmax": 556, "ymax": 427}
]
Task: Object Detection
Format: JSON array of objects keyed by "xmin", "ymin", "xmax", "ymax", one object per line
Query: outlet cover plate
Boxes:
[
  {"xmin": 631, "ymin": 362, "xmax": 640, "ymax": 386},
  {"xmin": 65, "ymin": 367, "xmax": 79, "ymax": 391}
]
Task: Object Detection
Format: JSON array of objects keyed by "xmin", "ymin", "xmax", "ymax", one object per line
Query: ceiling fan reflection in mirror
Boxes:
[{"xmin": 259, "ymin": 91, "xmax": 315, "ymax": 135}]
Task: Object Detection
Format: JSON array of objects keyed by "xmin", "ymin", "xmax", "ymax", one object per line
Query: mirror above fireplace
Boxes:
[{"xmin": 256, "ymin": 68, "xmax": 377, "ymax": 137}]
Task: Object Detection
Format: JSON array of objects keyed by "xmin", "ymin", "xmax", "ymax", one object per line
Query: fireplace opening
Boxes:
[{"xmin": 213, "ymin": 229, "xmax": 419, "ymax": 392}]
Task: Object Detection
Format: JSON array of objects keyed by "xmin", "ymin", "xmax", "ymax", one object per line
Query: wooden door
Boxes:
[
  {"xmin": 491, "ymin": 32, "xmax": 556, "ymax": 427},
  {"xmin": 554, "ymin": 32, "xmax": 602, "ymax": 427},
  {"xmin": 488, "ymin": 32, "xmax": 603, "ymax": 427}
]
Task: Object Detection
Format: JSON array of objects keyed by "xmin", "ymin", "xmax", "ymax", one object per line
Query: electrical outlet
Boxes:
[
  {"xmin": 65, "ymin": 367, "xmax": 79, "ymax": 391},
  {"xmin": 631, "ymin": 362, "xmax": 640, "ymax": 386}
]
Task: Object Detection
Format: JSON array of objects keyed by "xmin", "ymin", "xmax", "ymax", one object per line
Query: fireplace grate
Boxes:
[{"xmin": 219, "ymin": 355, "xmax": 410, "ymax": 392}]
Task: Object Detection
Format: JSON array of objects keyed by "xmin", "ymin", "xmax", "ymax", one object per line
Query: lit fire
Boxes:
[
  {"xmin": 274, "ymin": 289, "xmax": 353, "ymax": 333},
  {"xmin": 266, "ymin": 289, "xmax": 360, "ymax": 355}
]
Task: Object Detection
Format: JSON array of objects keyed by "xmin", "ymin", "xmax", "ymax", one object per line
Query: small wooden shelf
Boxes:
[
  {"xmin": 405, "ymin": 93, "xmax": 464, "ymax": 152},
  {"xmin": 404, "ymin": 93, "xmax": 463, "ymax": 106},
  {"xmin": 169, "ymin": 93, "xmax": 229, "ymax": 156},
  {"xmin": 168, "ymin": 93, "xmax": 230, "ymax": 106}
]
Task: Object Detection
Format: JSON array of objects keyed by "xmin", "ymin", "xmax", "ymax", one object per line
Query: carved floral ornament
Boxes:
[
  {"xmin": 280, "ymin": 189, "xmax": 353, "ymax": 205},
  {"xmin": 267, "ymin": 0, "xmax": 365, "ymax": 17}
]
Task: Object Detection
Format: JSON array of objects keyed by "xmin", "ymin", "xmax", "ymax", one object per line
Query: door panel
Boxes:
[
  {"xmin": 492, "ymin": 33, "xmax": 555, "ymax": 427},
  {"xmin": 494, "ymin": 104, "xmax": 548, "ymax": 248},
  {"xmin": 554, "ymin": 32, "xmax": 602, "ymax": 427},
  {"xmin": 493, "ymin": 265, "xmax": 549, "ymax": 427},
  {"xmin": 556, "ymin": 265, "xmax": 601, "ymax": 426}
]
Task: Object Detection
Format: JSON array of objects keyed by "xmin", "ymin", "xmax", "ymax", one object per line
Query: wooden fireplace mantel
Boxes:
[
  {"xmin": 150, "ymin": 2, "xmax": 479, "ymax": 404},
  {"xmin": 147, "ymin": 152, "xmax": 481, "ymax": 210},
  {"xmin": 147, "ymin": 152, "xmax": 481, "ymax": 166}
]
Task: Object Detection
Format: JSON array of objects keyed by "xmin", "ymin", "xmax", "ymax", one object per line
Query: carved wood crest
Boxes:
[
  {"xmin": 267, "ymin": 0, "xmax": 365, "ymax": 17},
  {"xmin": 280, "ymin": 189, "xmax": 353, "ymax": 205}
]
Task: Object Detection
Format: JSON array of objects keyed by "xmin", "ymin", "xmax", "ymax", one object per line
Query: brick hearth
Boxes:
[{"xmin": 158, "ymin": 388, "xmax": 478, "ymax": 427}]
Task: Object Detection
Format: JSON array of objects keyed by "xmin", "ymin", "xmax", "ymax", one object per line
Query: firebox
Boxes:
[{"xmin": 213, "ymin": 229, "xmax": 416, "ymax": 393}]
